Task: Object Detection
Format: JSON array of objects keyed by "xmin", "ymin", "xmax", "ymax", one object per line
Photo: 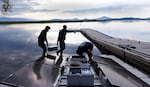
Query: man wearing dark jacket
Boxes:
[
  {"xmin": 57, "ymin": 25, "xmax": 67, "ymax": 57},
  {"xmin": 76, "ymin": 42, "xmax": 93, "ymax": 62},
  {"xmin": 38, "ymin": 26, "xmax": 50, "ymax": 57}
]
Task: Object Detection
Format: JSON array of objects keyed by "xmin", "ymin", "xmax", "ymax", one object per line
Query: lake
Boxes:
[{"xmin": 0, "ymin": 21, "xmax": 150, "ymax": 82}]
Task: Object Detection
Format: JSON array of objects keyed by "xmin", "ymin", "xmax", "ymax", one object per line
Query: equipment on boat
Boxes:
[{"xmin": 55, "ymin": 55, "xmax": 112, "ymax": 87}]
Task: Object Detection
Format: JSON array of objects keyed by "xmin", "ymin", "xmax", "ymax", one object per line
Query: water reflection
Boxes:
[
  {"xmin": 0, "ymin": 27, "xmax": 40, "ymax": 81},
  {"xmin": 33, "ymin": 56, "xmax": 45, "ymax": 80}
]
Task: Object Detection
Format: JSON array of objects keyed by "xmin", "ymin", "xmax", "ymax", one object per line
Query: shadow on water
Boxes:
[
  {"xmin": 32, "ymin": 56, "xmax": 45, "ymax": 80},
  {"xmin": 55, "ymin": 56, "xmax": 63, "ymax": 65}
]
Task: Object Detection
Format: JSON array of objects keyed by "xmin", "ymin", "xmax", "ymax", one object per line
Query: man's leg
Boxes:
[
  {"xmin": 87, "ymin": 51, "xmax": 93, "ymax": 62},
  {"xmin": 41, "ymin": 44, "xmax": 47, "ymax": 57},
  {"xmin": 57, "ymin": 49, "xmax": 60, "ymax": 55},
  {"xmin": 60, "ymin": 41, "xmax": 65, "ymax": 57},
  {"xmin": 60, "ymin": 49, "xmax": 63, "ymax": 57}
]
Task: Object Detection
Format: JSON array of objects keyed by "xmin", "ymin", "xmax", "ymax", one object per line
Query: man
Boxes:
[
  {"xmin": 56, "ymin": 25, "xmax": 67, "ymax": 57},
  {"xmin": 57, "ymin": 25, "xmax": 76, "ymax": 57},
  {"xmin": 76, "ymin": 42, "xmax": 94, "ymax": 62},
  {"xmin": 38, "ymin": 26, "xmax": 50, "ymax": 57}
]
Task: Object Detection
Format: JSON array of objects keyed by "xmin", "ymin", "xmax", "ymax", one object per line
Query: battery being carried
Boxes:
[
  {"xmin": 48, "ymin": 46, "xmax": 58, "ymax": 51},
  {"xmin": 46, "ymin": 54, "xmax": 56, "ymax": 60}
]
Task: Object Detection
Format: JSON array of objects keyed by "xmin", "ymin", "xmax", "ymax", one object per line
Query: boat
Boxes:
[{"xmin": 55, "ymin": 55, "xmax": 112, "ymax": 87}]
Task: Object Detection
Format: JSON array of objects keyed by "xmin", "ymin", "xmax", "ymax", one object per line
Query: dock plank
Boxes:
[{"xmin": 81, "ymin": 29, "xmax": 150, "ymax": 73}]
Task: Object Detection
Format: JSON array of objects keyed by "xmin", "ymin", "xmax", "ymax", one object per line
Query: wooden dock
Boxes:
[{"xmin": 81, "ymin": 29, "xmax": 150, "ymax": 73}]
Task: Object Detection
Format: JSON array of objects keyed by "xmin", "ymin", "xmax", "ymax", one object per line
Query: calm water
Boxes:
[{"xmin": 0, "ymin": 21, "xmax": 150, "ymax": 82}]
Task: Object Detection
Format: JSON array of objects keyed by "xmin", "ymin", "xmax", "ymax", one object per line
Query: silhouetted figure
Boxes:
[
  {"xmin": 56, "ymin": 25, "xmax": 67, "ymax": 57},
  {"xmin": 56, "ymin": 25, "xmax": 75, "ymax": 57},
  {"xmin": 56, "ymin": 25, "xmax": 76, "ymax": 57},
  {"xmin": 76, "ymin": 42, "xmax": 93, "ymax": 62},
  {"xmin": 38, "ymin": 26, "xmax": 50, "ymax": 57}
]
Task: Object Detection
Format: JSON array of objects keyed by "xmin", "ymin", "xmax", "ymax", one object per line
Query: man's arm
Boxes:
[
  {"xmin": 66, "ymin": 29, "xmax": 80, "ymax": 33},
  {"xmin": 57, "ymin": 39, "xmax": 59, "ymax": 46},
  {"xmin": 45, "ymin": 32, "xmax": 48, "ymax": 46},
  {"xmin": 44, "ymin": 37, "xmax": 48, "ymax": 46}
]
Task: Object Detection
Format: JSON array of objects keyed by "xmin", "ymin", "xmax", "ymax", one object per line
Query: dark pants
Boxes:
[
  {"xmin": 57, "ymin": 41, "xmax": 65, "ymax": 57},
  {"xmin": 39, "ymin": 43, "xmax": 47, "ymax": 57}
]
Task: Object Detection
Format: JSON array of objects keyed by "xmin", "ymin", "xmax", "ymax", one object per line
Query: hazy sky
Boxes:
[{"xmin": 1, "ymin": 0, "xmax": 150, "ymax": 20}]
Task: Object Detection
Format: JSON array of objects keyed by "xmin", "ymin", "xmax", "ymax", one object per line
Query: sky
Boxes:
[{"xmin": 0, "ymin": 0, "xmax": 150, "ymax": 20}]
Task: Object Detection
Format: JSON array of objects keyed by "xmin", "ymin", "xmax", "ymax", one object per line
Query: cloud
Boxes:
[
  {"xmin": 63, "ymin": 6, "xmax": 117, "ymax": 13},
  {"xmin": 31, "ymin": 9, "xmax": 59, "ymax": 13},
  {"xmin": 0, "ymin": 0, "xmax": 59, "ymax": 16},
  {"xmin": 1, "ymin": 0, "xmax": 150, "ymax": 19},
  {"xmin": 63, "ymin": 4, "xmax": 150, "ymax": 14}
]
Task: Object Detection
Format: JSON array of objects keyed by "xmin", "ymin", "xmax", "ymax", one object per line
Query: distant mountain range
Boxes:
[
  {"xmin": 0, "ymin": 17, "xmax": 33, "ymax": 21},
  {"xmin": 0, "ymin": 16, "xmax": 150, "ymax": 23},
  {"xmin": 49, "ymin": 16, "xmax": 150, "ymax": 22},
  {"xmin": 96, "ymin": 16, "xmax": 150, "ymax": 21}
]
